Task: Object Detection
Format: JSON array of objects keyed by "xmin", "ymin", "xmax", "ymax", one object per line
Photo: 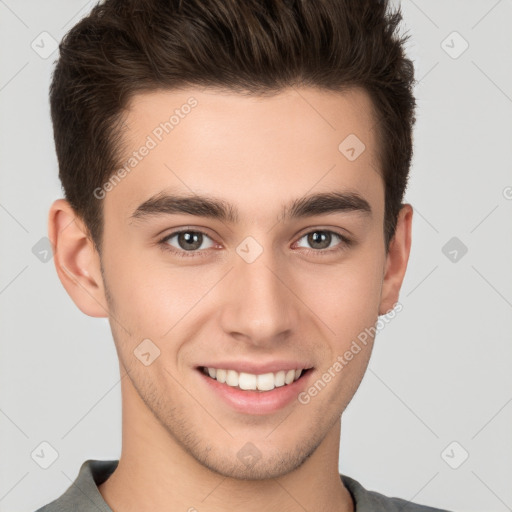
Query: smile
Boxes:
[{"xmin": 200, "ymin": 366, "xmax": 307, "ymax": 392}]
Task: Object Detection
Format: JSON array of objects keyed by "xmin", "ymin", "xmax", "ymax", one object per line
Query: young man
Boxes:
[{"xmin": 36, "ymin": 0, "xmax": 452, "ymax": 510}]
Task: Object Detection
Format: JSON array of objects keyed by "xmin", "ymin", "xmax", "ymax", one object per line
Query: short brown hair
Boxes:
[{"xmin": 50, "ymin": 0, "xmax": 416, "ymax": 254}]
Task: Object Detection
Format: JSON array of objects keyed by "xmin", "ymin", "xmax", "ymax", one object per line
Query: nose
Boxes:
[{"xmin": 218, "ymin": 243, "xmax": 299, "ymax": 347}]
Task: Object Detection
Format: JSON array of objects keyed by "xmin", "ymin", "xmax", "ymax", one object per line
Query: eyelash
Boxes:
[{"xmin": 157, "ymin": 228, "xmax": 352, "ymax": 258}]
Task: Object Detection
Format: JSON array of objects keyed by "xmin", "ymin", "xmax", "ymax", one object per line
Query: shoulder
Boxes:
[
  {"xmin": 33, "ymin": 459, "xmax": 118, "ymax": 512},
  {"xmin": 340, "ymin": 474, "xmax": 453, "ymax": 512}
]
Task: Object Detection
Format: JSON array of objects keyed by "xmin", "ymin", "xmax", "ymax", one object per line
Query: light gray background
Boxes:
[{"xmin": 1, "ymin": 1, "xmax": 511, "ymax": 511}]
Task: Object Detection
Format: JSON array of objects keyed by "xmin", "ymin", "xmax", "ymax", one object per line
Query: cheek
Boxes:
[
  {"xmin": 299, "ymin": 255, "xmax": 384, "ymax": 410},
  {"xmin": 305, "ymin": 248, "xmax": 385, "ymax": 345},
  {"xmin": 104, "ymin": 245, "xmax": 223, "ymax": 339}
]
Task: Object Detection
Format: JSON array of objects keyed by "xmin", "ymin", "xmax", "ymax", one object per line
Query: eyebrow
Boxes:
[{"xmin": 130, "ymin": 190, "xmax": 372, "ymax": 224}]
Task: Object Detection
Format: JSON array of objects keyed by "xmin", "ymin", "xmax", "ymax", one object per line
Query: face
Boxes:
[{"xmin": 59, "ymin": 86, "xmax": 408, "ymax": 480}]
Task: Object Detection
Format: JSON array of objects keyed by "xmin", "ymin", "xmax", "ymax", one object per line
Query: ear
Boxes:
[
  {"xmin": 48, "ymin": 199, "xmax": 108, "ymax": 317},
  {"xmin": 378, "ymin": 204, "xmax": 413, "ymax": 315}
]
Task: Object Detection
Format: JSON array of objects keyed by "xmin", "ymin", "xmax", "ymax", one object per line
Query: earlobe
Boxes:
[
  {"xmin": 378, "ymin": 204, "xmax": 413, "ymax": 316},
  {"xmin": 48, "ymin": 199, "xmax": 109, "ymax": 318}
]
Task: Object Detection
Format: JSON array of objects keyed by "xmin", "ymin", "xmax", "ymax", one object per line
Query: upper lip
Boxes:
[{"xmin": 197, "ymin": 361, "xmax": 314, "ymax": 375}]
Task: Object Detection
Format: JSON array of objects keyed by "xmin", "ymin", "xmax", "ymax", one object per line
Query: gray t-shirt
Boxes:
[{"xmin": 34, "ymin": 459, "xmax": 452, "ymax": 512}]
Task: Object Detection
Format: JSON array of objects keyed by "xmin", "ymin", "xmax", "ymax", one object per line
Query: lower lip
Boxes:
[{"xmin": 198, "ymin": 368, "xmax": 313, "ymax": 415}]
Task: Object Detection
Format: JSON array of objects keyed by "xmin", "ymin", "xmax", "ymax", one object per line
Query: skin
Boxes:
[{"xmin": 48, "ymin": 86, "xmax": 412, "ymax": 512}]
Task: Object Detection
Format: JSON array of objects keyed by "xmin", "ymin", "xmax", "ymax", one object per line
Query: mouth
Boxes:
[
  {"xmin": 198, "ymin": 366, "xmax": 313, "ymax": 392},
  {"xmin": 196, "ymin": 365, "xmax": 314, "ymax": 415}
]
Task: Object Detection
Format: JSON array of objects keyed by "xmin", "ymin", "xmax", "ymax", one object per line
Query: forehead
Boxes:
[{"xmin": 104, "ymin": 86, "xmax": 383, "ymax": 226}]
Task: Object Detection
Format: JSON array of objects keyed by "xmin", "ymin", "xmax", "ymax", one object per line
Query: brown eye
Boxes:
[
  {"xmin": 162, "ymin": 230, "xmax": 215, "ymax": 253},
  {"xmin": 296, "ymin": 230, "xmax": 346, "ymax": 251},
  {"xmin": 307, "ymin": 231, "xmax": 333, "ymax": 250},
  {"xmin": 177, "ymin": 231, "xmax": 203, "ymax": 251}
]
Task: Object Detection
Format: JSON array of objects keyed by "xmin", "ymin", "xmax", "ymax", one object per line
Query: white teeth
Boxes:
[
  {"xmin": 238, "ymin": 372, "xmax": 257, "ymax": 390},
  {"xmin": 216, "ymin": 368, "xmax": 226, "ymax": 383},
  {"xmin": 285, "ymin": 369, "xmax": 295, "ymax": 385},
  {"xmin": 202, "ymin": 366, "xmax": 306, "ymax": 391},
  {"xmin": 226, "ymin": 369, "xmax": 239, "ymax": 387},
  {"xmin": 274, "ymin": 370, "xmax": 286, "ymax": 387},
  {"xmin": 257, "ymin": 372, "xmax": 275, "ymax": 391}
]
